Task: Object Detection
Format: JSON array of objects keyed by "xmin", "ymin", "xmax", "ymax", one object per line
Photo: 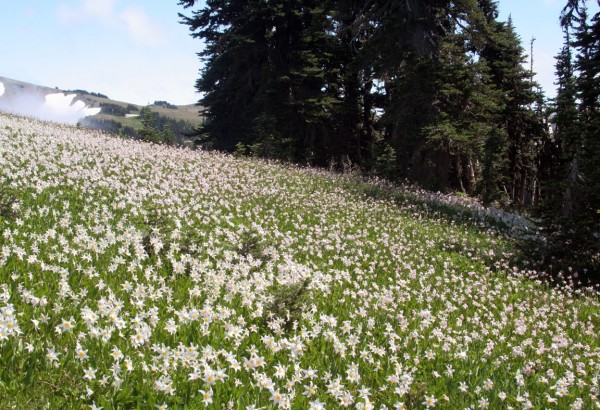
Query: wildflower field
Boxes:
[{"xmin": 0, "ymin": 113, "xmax": 599, "ymax": 409}]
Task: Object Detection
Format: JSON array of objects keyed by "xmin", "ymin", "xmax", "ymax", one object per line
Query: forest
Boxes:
[{"xmin": 178, "ymin": 0, "xmax": 599, "ymax": 276}]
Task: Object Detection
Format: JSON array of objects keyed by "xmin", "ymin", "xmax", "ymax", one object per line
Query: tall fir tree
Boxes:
[
  {"xmin": 422, "ymin": 16, "xmax": 500, "ymax": 194},
  {"xmin": 179, "ymin": 0, "xmax": 340, "ymax": 162},
  {"xmin": 178, "ymin": 0, "xmax": 270, "ymax": 151},
  {"xmin": 327, "ymin": 0, "xmax": 378, "ymax": 168},
  {"xmin": 572, "ymin": 6, "xmax": 600, "ymax": 243},
  {"xmin": 361, "ymin": 0, "xmax": 453, "ymax": 182},
  {"xmin": 546, "ymin": 0, "xmax": 600, "ymax": 267},
  {"xmin": 542, "ymin": 28, "xmax": 580, "ymax": 222},
  {"xmin": 479, "ymin": 13, "xmax": 545, "ymax": 206}
]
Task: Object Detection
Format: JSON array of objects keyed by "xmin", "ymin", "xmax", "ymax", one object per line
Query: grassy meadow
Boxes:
[{"xmin": 0, "ymin": 113, "xmax": 598, "ymax": 409}]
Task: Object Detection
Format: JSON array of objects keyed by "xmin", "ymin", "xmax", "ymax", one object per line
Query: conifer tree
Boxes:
[
  {"xmin": 422, "ymin": 1, "xmax": 508, "ymax": 194},
  {"xmin": 542, "ymin": 28, "xmax": 579, "ymax": 222},
  {"xmin": 327, "ymin": 0, "xmax": 378, "ymax": 168},
  {"xmin": 178, "ymin": 0, "xmax": 272, "ymax": 151},
  {"xmin": 479, "ymin": 13, "xmax": 545, "ymax": 206},
  {"xmin": 139, "ymin": 107, "xmax": 162, "ymax": 144},
  {"xmin": 544, "ymin": 0, "xmax": 600, "ymax": 266},
  {"xmin": 572, "ymin": 7, "xmax": 600, "ymax": 235},
  {"xmin": 179, "ymin": 0, "xmax": 339, "ymax": 162},
  {"xmin": 361, "ymin": 0, "xmax": 450, "ymax": 181}
]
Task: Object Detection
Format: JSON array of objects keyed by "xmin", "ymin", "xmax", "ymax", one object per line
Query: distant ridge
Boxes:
[
  {"xmin": 0, "ymin": 75, "xmax": 83, "ymax": 104},
  {"xmin": 0, "ymin": 75, "xmax": 202, "ymax": 129}
]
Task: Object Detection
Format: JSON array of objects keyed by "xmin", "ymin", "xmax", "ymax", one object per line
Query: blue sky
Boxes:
[
  {"xmin": 1, "ymin": 1, "xmax": 200, "ymax": 105},
  {"xmin": 497, "ymin": 0, "xmax": 598, "ymax": 98},
  {"xmin": 0, "ymin": 1, "xmax": 596, "ymax": 105}
]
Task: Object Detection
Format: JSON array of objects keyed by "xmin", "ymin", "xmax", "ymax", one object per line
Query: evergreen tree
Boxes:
[
  {"xmin": 137, "ymin": 107, "xmax": 180, "ymax": 145},
  {"xmin": 545, "ymin": 0, "xmax": 600, "ymax": 266},
  {"xmin": 178, "ymin": 0, "xmax": 272, "ymax": 151},
  {"xmin": 179, "ymin": 0, "xmax": 339, "ymax": 162},
  {"xmin": 260, "ymin": 0, "xmax": 338, "ymax": 162},
  {"xmin": 420, "ymin": 1, "xmax": 506, "ymax": 194},
  {"xmin": 327, "ymin": 0, "xmax": 378, "ymax": 168},
  {"xmin": 360, "ymin": 0, "xmax": 452, "ymax": 182},
  {"xmin": 572, "ymin": 7, "xmax": 600, "ymax": 239},
  {"xmin": 480, "ymin": 126, "xmax": 509, "ymax": 204},
  {"xmin": 139, "ymin": 107, "xmax": 162, "ymax": 144},
  {"xmin": 541, "ymin": 28, "xmax": 580, "ymax": 222},
  {"xmin": 479, "ymin": 13, "xmax": 545, "ymax": 207}
]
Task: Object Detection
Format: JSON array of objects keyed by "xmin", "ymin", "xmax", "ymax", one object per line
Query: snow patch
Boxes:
[
  {"xmin": 43, "ymin": 93, "xmax": 101, "ymax": 122},
  {"xmin": 0, "ymin": 84, "xmax": 100, "ymax": 124}
]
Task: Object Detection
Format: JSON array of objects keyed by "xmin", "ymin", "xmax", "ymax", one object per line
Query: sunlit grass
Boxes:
[{"xmin": 0, "ymin": 113, "xmax": 598, "ymax": 409}]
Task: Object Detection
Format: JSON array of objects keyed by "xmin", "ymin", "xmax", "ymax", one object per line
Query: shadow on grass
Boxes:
[
  {"xmin": 340, "ymin": 175, "xmax": 600, "ymax": 291},
  {"xmin": 513, "ymin": 231, "xmax": 600, "ymax": 290}
]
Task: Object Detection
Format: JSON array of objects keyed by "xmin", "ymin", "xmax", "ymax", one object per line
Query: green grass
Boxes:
[
  {"xmin": 0, "ymin": 113, "xmax": 598, "ymax": 409},
  {"xmin": 91, "ymin": 113, "xmax": 144, "ymax": 130}
]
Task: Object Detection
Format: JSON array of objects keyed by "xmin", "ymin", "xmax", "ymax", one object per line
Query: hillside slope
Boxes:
[
  {"xmin": 0, "ymin": 113, "xmax": 598, "ymax": 409},
  {"xmin": 0, "ymin": 75, "xmax": 202, "ymax": 132}
]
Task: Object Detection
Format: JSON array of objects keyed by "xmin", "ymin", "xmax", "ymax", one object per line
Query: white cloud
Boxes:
[
  {"xmin": 57, "ymin": 4, "xmax": 79, "ymax": 24},
  {"xmin": 119, "ymin": 6, "xmax": 167, "ymax": 47},
  {"xmin": 83, "ymin": 0, "xmax": 117, "ymax": 20},
  {"xmin": 57, "ymin": 0, "xmax": 117, "ymax": 24},
  {"xmin": 56, "ymin": 1, "xmax": 166, "ymax": 47},
  {"xmin": 0, "ymin": 82, "xmax": 4, "ymax": 97}
]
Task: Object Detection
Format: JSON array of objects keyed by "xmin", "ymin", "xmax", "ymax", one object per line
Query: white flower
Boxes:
[
  {"xmin": 46, "ymin": 348, "xmax": 59, "ymax": 363},
  {"xmin": 309, "ymin": 400, "xmax": 325, "ymax": 410},
  {"xmin": 83, "ymin": 367, "xmax": 97, "ymax": 381},
  {"xmin": 423, "ymin": 395, "xmax": 437, "ymax": 408},
  {"xmin": 199, "ymin": 388, "xmax": 213, "ymax": 405}
]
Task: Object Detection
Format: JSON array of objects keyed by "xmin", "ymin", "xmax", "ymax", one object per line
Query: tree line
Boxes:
[
  {"xmin": 80, "ymin": 106, "xmax": 196, "ymax": 146},
  {"xmin": 66, "ymin": 89, "xmax": 109, "ymax": 99},
  {"xmin": 179, "ymin": 0, "xmax": 599, "ymax": 273}
]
